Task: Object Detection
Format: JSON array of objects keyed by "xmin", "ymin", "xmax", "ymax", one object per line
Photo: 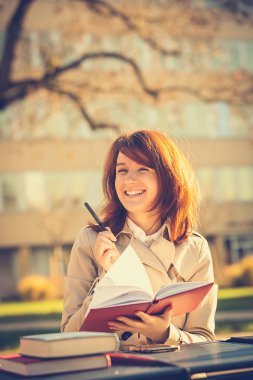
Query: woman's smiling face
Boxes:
[{"xmin": 115, "ymin": 151, "xmax": 159, "ymax": 218}]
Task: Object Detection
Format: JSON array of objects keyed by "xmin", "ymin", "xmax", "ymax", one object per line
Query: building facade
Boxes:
[{"xmin": 0, "ymin": 0, "xmax": 252, "ymax": 299}]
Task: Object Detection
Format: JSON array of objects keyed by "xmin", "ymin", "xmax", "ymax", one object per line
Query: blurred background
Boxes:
[{"xmin": 0, "ymin": 0, "xmax": 252, "ymax": 351}]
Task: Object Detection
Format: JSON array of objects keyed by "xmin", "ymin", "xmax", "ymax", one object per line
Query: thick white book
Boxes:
[{"xmin": 20, "ymin": 331, "xmax": 120, "ymax": 358}]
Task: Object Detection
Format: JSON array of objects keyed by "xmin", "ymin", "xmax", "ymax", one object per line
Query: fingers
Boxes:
[
  {"xmin": 94, "ymin": 227, "xmax": 119, "ymax": 271},
  {"xmin": 108, "ymin": 316, "xmax": 140, "ymax": 332},
  {"xmin": 108, "ymin": 311, "xmax": 172, "ymax": 343},
  {"xmin": 135, "ymin": 311, "xmax": 153, "ymax": 324},
  {"xmin": 136, "ymin": 305, "xmax": 172, "ymax": 320},
  {"xmin": 108, "ymin": 321, "xmax": 135, "ymax": 332},
  {"xmin": 98, "ymin": 236, "xmax": 115, "ymax": 252},
  {"xmin": 101, "ymin": 227, "xmax": 117, "ymax": 242},
  {"xmin": 95, "ymin": 229, "xmax": 117, "ymax": 253}
]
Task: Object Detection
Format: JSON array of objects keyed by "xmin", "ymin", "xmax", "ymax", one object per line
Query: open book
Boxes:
[{"xmin": 80, "ymin": 245, "xmax": 213, "ymax": 332}]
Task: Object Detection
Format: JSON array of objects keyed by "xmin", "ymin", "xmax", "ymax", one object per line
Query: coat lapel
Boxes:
[
  {"xmin": 117, "ymin": 232, "xmax": 175, "ymax": 274},
  {"xmin": 149, "ymin": 237, "xmax": 175, "ymax": 272}
]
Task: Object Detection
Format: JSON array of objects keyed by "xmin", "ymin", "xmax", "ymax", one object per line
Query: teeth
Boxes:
[{"xmin": 126, "ymin": 190, "xmax": 144, "ymax": 196}]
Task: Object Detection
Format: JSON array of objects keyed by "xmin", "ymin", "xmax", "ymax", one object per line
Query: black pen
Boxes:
[{"xmin": 84, "ymin": 202, "xmax": 107, "ymax": 231}]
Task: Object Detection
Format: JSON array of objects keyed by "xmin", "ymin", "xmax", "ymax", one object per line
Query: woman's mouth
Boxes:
[{"xmin": 124, "ymin": 190, "xmax": 145, "ymax": 197}]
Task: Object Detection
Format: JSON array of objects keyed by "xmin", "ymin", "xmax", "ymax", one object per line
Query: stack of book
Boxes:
[
  {"xmin": 0, "ymin": 332, "xmax": 120, "ymax": 376},
  {"xmin": 0, "ymin": 246, "xmax": 214, "ymax": 376}
]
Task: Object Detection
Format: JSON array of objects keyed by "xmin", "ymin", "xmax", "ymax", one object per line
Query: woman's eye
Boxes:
[
  {"xmin": 139, "ymin": 167, "xmax": 149, "ymax": 172},
  {"xmin": 117, "ymin": 168, "xmax": 127, "ymax": 173}
]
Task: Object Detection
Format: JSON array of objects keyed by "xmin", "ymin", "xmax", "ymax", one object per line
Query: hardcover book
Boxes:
[
  {"xmin": 20, "ymin": 331, "xmax": 120, "ymax": 358},
  {"xmin": 0, "ymin": 353, "xmax": 111, "ymax": 376},
  {"xmin": 80, "ymin": 245, "xmax": 213, "ymax": 332}
]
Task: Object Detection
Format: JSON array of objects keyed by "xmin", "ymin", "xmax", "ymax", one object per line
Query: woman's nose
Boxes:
[{"xmin": 124, "ymin": 171, "xmax": 137, "ymax": 182}]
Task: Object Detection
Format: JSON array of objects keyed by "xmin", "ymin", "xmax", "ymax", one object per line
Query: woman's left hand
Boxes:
[{"xmin": 108, "ymin": 306, "xmax": 172, "ymax": 343}]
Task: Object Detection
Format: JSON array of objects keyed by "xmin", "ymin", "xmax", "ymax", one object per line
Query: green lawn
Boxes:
[
  {"xmin": 0, "ymin": 299, "xmax": 63, "ymax": 316},
  {"xmin": 0, "ymin": 287, "xmax": 252, "ymax": 353},
  {"xmin": 0, "ymin": 287, "xmax": 252, "ymax": 317},
  {"xmin": 217, "ymin": 287, "xmax": 253, "ymax": 311},
  {"xmin": 218, "ymin": 286, "xmax": 253, "ymax": 299}
]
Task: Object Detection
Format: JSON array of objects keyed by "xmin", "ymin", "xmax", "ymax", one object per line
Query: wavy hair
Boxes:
[{"xmin": 92, "ymin": 130, "xmax": 200, "ymax": 244}]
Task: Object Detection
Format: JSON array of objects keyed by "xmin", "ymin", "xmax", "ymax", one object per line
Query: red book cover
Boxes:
[
  {"xmin": 0, "ymin": 353, "xmax": 111, "ymax": 376},
  {"xmin": 81, "ymin": 282, "xmax": 213, "ymax": 332}
]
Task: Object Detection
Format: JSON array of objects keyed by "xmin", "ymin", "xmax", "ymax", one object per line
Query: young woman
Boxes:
[{"xmin": 61, "ymin": 130, "xmax": 217, "ymax": 345}]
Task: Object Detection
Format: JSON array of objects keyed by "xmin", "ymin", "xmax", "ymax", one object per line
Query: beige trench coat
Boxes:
[{"xmin": 61, "ymin": 224, "xmax": 217, "ymax": 345}]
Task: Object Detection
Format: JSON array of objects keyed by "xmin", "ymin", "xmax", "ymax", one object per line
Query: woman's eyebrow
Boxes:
[{"xmin": 116, "ymin": 162, "xmax": 126, "ymax": 166}]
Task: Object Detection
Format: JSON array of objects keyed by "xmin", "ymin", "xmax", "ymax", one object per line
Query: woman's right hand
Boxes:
[{"xmin": 94, "ymin": 227, "xmax": 119, "ymax": 272}]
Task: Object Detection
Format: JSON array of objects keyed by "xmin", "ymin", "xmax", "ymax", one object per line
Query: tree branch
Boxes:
[
  {"xmin": 0, "ymin": 0, "xmax": 35, "ymax": 90},
  {"xmin": 77, "ymin": 0, "xmax": 181, "ymax": 57},
  {"xmin": 0, "ymin": 0, "xmax": 252, "ymax": 118},
  {"xmin": 212, "ymin": 0, "xmax": 253, "ymax": 21},
  {"xmin": 0, "ymin": 51, "xmax": 159, "ymax": 109},
  {"xmin": 44, "ymin": 84, "xmax": 120, "ymax": 132}
]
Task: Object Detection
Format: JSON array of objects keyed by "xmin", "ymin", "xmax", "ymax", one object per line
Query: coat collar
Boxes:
[{"xmin": 117, "ymin": 221, "xmax": 172, "ymax": 240}]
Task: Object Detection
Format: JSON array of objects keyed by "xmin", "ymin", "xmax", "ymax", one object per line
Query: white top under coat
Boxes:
[{"xmin": 126, "ymin": 217, "xmax": 163, "ymax": 247}]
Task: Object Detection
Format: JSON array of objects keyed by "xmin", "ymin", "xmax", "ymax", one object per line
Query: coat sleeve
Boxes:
[
  {"xmin": 61, "ymin": 227, "xmax": 103, "ymax": 332},
  {"xmin": 165, "ymin": 237, "xmax": 218, "ymax": 345}
]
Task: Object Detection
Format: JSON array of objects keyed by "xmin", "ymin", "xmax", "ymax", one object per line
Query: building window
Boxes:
[
  {"xmin": 0, "ymin": 175, "xmax": 19, "ymax": 212},
  {"xmin": 0, "ymin": 170, "xmax": 103, "ymax": 213},
  {"xmin": 197, "ymin": 166, "xmax": 253, "ymax": 202},
  {"xmin": 225, "ymin": 235, "xmax": 253, "ymax": 263}
]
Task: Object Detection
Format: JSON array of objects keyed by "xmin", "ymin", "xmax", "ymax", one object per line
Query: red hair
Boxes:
[{"xmin": 92, "ymin": 130, "xmax": 200, "ymax": 244}]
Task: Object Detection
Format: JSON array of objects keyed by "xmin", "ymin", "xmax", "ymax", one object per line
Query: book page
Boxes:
[
  {"xmin": 155, "ymin": 281, "xmax": 211, "ymax": 299},
  {"xmin": 98, "ymin": 244, "xmax": 153, "ymax": 291},
  {"xmin": 87, "ymin": 245, "xmax": 153, "ymax": 311},
  {"xmin": 92, "ymin": 288, "xmax": 152, "ymax": 308}
]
